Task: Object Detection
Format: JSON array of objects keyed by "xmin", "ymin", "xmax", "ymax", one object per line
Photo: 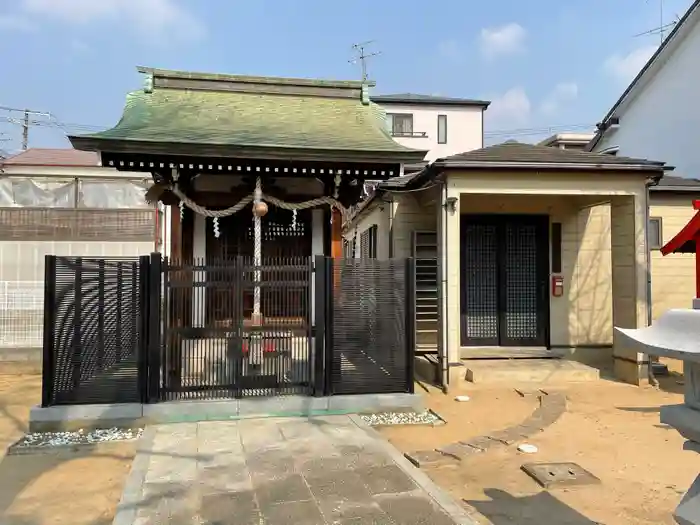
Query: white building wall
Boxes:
[
  {"xmin": 593, "ymin": 18, "xmax": 700, "ymax": 178},
  {"xmin": 376, "ymin": 103, "xmax": 484, "ymax": 162}
]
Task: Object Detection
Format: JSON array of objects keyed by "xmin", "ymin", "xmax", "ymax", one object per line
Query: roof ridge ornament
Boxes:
[{"xmin": 143, "ymin": 72, "xmax": 154, "ymax": 94}]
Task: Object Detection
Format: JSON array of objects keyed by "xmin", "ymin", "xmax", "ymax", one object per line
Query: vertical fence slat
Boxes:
[
  {"xmin": 405, "ymin": 257, "xmax": 416, "ymax": 394},
  {"xmin": 70, "ymin": 258, "xmax": 83, "ymax": 394},
  {"xmin": 324, "ymin": 257, "xmax": 334, "ymax": 395},
  {"xmin": 41, "ymin": 255, "xmax": 57, "ymax": 407},
  {"xmin": 313, "ymin": 255, "xmax": 326, "ymax": 396},
  {"xmin": 115, "ymin": 262, "xmax": 123, "ymax": 363},
  {"xmin": 148, "ymin": 253, "xmax": 162, "ymax": 403},
  {"xmin": 97, "ymin": 259, "xmax": 105, "ymax": 372},
  {"xmin": 138, "ymin": 255, "xmax": 150, "ymax": 403}
]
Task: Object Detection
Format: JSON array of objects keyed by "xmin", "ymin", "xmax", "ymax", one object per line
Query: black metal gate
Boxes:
[
  {"xmin": 460, "ymin": 215, "xmax": 549, "ymax": 347},
  {"xmin": 154, "ymin": 256, "xmax": 313, "ymax": 400},
  {"xmin": 317, "ymin": 257, "xmax": 415, "ymax": 395}
]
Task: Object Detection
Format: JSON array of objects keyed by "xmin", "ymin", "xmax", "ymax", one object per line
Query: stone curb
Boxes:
[
  {"xmin": 348, "ymin": 414, "xmax": 479, "ymax": 525},
  {"xmin": 112, "ymin": 426, "xmax": 158, "ymax": 525},
  {"xmin": 405, "ymin": 392, "xmax": 568, "ymax": 468}
]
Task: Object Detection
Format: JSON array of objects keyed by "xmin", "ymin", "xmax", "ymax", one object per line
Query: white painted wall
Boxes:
[
  {"xmin": 593, "ymin": 17, "xmax": 700, "ymax": 178},
  {"xmin": 376, "ymin": 103, "xmax": 484, "ymax": 162}
]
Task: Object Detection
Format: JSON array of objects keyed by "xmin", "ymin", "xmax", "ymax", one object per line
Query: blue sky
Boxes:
[{"xmin": 0, "ymin": 0, "xmax": 694, "ymax": 152}]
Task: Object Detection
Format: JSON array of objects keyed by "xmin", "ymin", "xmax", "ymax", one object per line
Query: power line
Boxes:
[{"xmin": 0, "ymin": 105, "xmax": 52, "ymax": 150}]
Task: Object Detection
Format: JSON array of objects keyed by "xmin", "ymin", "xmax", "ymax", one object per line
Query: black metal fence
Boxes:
[
  {"xmin": 42, "ymin": 256, "xmax": 147, "ymax": 406},
  {"xmin": 41, "ymin": 254, "xmax": 415, "ymax": 406},
  {"xmin": 317, "ymin": 257, "xmax": 415, "ymax": 395}
]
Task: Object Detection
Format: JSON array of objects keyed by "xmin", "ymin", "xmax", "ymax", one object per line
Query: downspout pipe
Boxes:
[
  {"xmin": 439, "ymin": 173, "xmax": 449, "ymax": 393},
  {"xmin": 645, "ymin": 174, "xmax": 662, "ymax": 386}
]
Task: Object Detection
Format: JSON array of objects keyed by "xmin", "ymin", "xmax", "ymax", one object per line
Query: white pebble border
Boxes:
[
  {"xmin": 12, "ymin": 427, "xmax": 144, "ymax": 449},
  {"xmin": 360, "ymin": 410, "xmax": 445, "ymax": 427}
]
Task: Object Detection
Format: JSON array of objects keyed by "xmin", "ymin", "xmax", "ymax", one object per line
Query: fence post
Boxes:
[
  {"xmin": 313, "ymin": 255, "xmax": 326, "ymax": 396},
  {"xmin": 147, "ymin": 252, "xmax": 162, "ymax": 403},
  {"xmin": 324, "ymin": 257, "xmax": 335, "ymax": 396},
  {"xmin": 71, "ymin": 257, "xmax": 83, "ymax": 394},
  {"xmin": 405, "ymin": 257, "xmax": 416, "ymax": 394},
  {"xmin": 97, "ymin": 259, "xmax": 105, "ymax": 372},
  {"xmin": 115, "ymin": 262, "xmax": 123, "ymax": 363},
  {"xmin": 137, "ymin": 255, "xmax": 150, "ymax": 403},
  {"xmin": 41, "ymin": 255, "xmax": 57, "ymax": 407}
]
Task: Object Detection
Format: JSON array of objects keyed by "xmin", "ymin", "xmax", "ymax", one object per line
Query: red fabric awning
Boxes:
[{"xmin": 661, "ymin": 200, "xmax": 700, "ymax": 255}]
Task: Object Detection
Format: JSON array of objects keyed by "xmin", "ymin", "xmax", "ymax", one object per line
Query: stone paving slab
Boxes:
[{"xmin": 114, "ymin": 415, "xmax": 476, "ymax": 525}]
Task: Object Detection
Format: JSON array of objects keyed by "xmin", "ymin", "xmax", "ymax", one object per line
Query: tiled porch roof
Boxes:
[{"xmin": 437, "ymin": 141, "xmax": 669, "ymax": 169}]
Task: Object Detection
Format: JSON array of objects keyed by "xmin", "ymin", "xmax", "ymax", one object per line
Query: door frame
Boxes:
[{"xmin": 460, "ymin": 214, "xmax": 550, "ymax": 348}]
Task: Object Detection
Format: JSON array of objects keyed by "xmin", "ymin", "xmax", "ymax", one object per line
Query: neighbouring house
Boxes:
[
  {"xmin": 542, "ymin": 134, "xmax": 700, "ymax": 319},
  {"xmin": 39, "ymin": 66, "xmax": 426, "ymax": 407},
  {"xmin": 0, "ymin": 148, "xmax": 158, "ymax": 351},
  {"xmin": 647, "ymin": 176, "xmax": 700, "ymax": 318},
  {"xmin": 584, "ymin": 0, "xmax": 700, "ymax": 314},
  {"xmin": 344, "ymin": 141, "xmax": 671, "ymax": 387},
  {"xmin": 538, "ymin": 133, "xmax": 595, "ymax": 151},
  {"xmin": 372, "ymin": 93, "xmax": 490, "ymax": 162},
  {"xmin": 587, "ymin": 0, "xmax": 700, "ymax": 174}
]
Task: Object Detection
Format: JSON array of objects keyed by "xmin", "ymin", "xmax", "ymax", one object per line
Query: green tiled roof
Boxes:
[{"xmin": 70, "ymin": 80, "xmax": 427, "ymax": 162}]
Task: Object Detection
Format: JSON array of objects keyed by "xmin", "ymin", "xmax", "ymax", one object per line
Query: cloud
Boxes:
[
  {"xmin": 20, "ymin": 0, "xmax": 204, "ymax": 43},
  {"xmin": 604, "ymin": 45, "xmax": 657, "ymax": 83},
  {"xmin": 485, "ymin": 87, "xmax": 532, "ymax": 129},
  {"xmin": 0, "ymin": 14, "xmax": 35, "ymax": 31},
  {"xmin": 479, "ymin": 23, "xmax": 527, "ymax": 60},
  {"xmin": 539, "ymin": 82, "xmax": 578, "ymax": 115}
]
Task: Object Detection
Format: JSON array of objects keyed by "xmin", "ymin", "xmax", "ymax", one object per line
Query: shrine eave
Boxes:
[
  {"xmin": 94, "ymin": 150, "xmax": 404, "ymax": 181},
  {"xmin": 69, "ymin": 136, "xmax": 424, "ymax": 167},
  {"xmin": 661, "ymin": 209, "xmax": 700, "ymax": 255}
]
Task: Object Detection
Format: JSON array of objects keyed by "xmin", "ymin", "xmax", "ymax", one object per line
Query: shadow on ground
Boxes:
[{"xmin": 466, "ymin": 488, "xmax": 603, "ymax": 525}]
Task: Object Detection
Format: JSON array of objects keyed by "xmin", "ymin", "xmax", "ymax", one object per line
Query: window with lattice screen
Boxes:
[{"xmin": 359, "ymin": 225, "xmax": 377, "ymax": 258}]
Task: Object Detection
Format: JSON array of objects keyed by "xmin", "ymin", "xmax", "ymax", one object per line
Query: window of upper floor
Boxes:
[
  {"xmin": 437, "ymin": 114, "xmax": 447, "ymax": 144},
  {"xmin": 386, "ymin": 113, "xmax": 426, "ymax": 138}
]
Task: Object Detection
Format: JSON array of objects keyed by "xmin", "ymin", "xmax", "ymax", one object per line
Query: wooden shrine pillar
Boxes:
[
  {"xmin": 331, "ymin": 208, "xmax": 343, "ymax": 259},
  {"xmin": 695, "ymin": 231, "xmax": 700, "ymax": 299},
  {"xmin": 170, "ymin": 203, "xmax": 183, "ymax": 261},
  {"xmin": 331, "ymin": 208, "xmax": 343, "ymax": 288}
]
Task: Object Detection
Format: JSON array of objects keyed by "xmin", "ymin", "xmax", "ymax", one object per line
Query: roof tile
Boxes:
[
  {"xmin": 439, "ymin": 141, "xmax": 666, "ymax": 167},
  {"xmin": 1, "ymin": 148, "xmax": 99, "ymax": 167}
]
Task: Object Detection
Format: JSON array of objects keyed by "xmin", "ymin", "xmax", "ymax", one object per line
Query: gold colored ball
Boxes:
[{"xmin": 253, "ymin": 201, "xmax": 268, "ymax": 217}]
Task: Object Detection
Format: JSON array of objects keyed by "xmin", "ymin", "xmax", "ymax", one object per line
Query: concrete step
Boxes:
[{"xmin": 463, "ymin": 359, "xmax": 600, "ymax": 384}]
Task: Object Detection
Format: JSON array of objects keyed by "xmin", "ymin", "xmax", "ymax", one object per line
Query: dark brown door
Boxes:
[{"xmin": 460, "ymin": 215, "xmax": 549, "ymax": 347}]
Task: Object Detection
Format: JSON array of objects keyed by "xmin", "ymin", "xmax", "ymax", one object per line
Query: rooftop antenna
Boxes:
[
  {"xmin": 349, "ymin": 40, "xmax": 381, "ymax": 82},
  {"xmin": 634, "ymin": 0, "xmax": 680, "ymax": 44}
]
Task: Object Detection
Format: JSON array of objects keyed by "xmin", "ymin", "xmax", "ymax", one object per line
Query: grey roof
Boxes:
[
  {"xmin": 372, "ymin": 93, "xmax": 490, "ymax": 108},
  {"xmin": 652, "ymin": 175, "xmax": 700, "ymax": 191},
  {"xmin": 436, "ymin": 141, "xmax": 669, "ymax": 170},
  {"xmin": 587, "ymin": 0, "xmax": 700, "ymax": 151}
]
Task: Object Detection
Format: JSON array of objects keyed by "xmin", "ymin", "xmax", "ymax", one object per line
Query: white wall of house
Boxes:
[
  {"xmin": 376, "ymin": 103, "xmax": 484, "ymax": 162},
  {"xmin": 592, "ymin": 13, "xmax": 700, "ymax": 178}
]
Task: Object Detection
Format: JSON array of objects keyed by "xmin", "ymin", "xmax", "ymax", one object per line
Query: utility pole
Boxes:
[
  {"xmin": 349, "ymin": 40, "xmax": 381, "ymax": 81},
  {"xmin": 22, "ymin": 110, "xmax": 29, "ymax": 150},
  {"xmin": 0, "ymin": 105, "xmax": 51, "ymax": 150}
]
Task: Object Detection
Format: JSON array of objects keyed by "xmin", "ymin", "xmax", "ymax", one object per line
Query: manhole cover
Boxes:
[{"xmin": 521, "ymin": 462, "xmax": 600, "ymax": 489}]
